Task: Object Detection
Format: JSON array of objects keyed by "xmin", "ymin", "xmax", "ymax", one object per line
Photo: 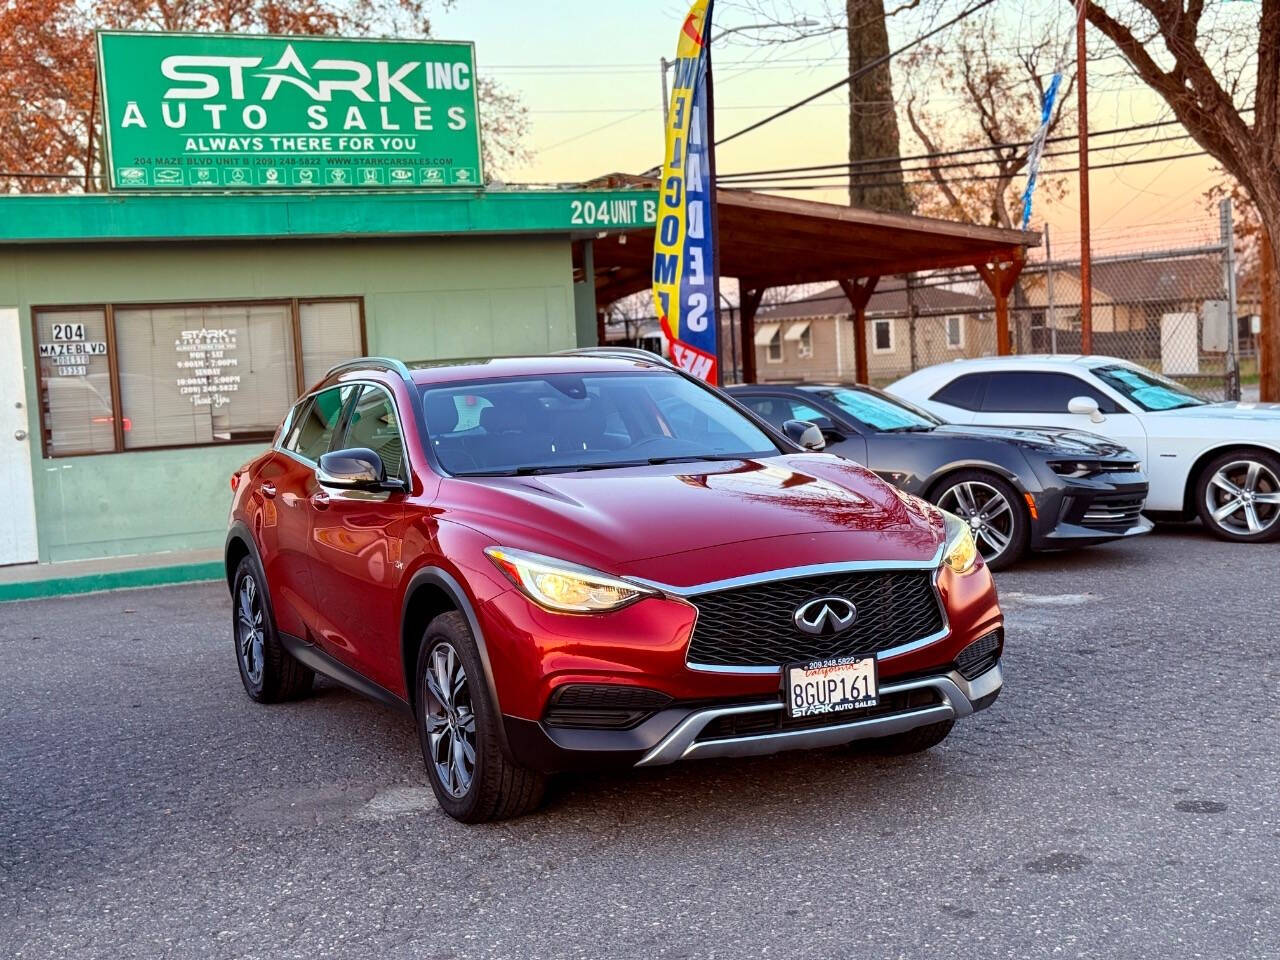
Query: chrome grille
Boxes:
[
  {"xmin": 1080, "ymin": 493, "xmax": 1145, "ymax": 531},
  {"xmin": 685, "ymin": 569, "xmax": 946, "ymax": 669}
]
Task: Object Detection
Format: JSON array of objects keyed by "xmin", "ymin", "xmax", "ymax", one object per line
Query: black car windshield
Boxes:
[
  {"xmin": 1092, "ymin": 364, "xmax": 1208, "ymax": 412},
  {"xmin": 422, "ymin": 371, "xmax": 781, "ymax": 475},
  {"xmin": 817, "ymin": 386, "xmax": 942, "ymax": 431}
]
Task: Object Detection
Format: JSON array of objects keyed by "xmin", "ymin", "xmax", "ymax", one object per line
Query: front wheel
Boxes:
[
  {"xmin": 414, "ymin": 612, "xmax": 546, "ymax": 823},
  {"xmin": 933, "ymin": 471, "xmax": 1029, "ymax": 570},
  {"xmin": 1195, "ymin": 450, "xmax": 1280, "ymax": 542},
  {"xmin": 231, "ymin": 556, "xmax": 313, "ymax": 703}
]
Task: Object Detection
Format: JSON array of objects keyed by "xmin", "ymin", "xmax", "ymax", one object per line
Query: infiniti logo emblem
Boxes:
[{"xmin": 792, "ymin": 596, "xmax": 858, "ymax": 636}]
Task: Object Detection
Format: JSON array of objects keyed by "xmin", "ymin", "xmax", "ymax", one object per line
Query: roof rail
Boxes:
[
  {"xmin": 555, "ymin": 346, "xmax": 678, "ymax": 370},
  {"xmin": 323, "ymin": 356, "xmax": 414, "ymax": 382}
]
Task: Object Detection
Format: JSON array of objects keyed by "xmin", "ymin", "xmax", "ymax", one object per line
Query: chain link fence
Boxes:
[{"xmin": 709, "ymin": 207, "xmax": 1253, "ymax": 400}]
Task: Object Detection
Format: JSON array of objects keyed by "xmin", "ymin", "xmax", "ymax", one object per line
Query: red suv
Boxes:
[{"xmin": 226, "ymin": 354, "xmax": 1004, "ymax": 822}]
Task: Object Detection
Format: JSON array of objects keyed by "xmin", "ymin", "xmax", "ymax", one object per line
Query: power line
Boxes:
[
  {"xmin": 717, "ymin": 131, "xmax": 1196, "ymax": 185},
  {"xmin": 724, "ymin": 149, "xmax": 1214, "ymax": 193},
  {"xmin": 715, "ymin": 0, "xmax": 1000, "ymax": 147}
]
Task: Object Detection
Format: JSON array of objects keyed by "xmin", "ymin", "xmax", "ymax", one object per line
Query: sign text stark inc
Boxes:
[{"xmin": 96, "ymin": 31, "xmax": 483, "ymax": 191}]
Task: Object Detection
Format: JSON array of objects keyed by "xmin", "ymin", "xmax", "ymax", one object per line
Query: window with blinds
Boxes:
[
  {"xmin": 31, "ymin": 297, "xmax": 365, "ymax": 457},
  {"xmin": 115, "ymin": 303, "xmax": 297, "ymax": 449},
  {"xmin": 300, "ymin": 300, "xmax": 363, "ymax": 387}
]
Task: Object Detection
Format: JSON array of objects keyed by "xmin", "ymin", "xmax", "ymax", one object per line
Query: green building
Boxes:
[{"xmin": 0, "ymin": 188, "xmax": 655, "ymax": 581}]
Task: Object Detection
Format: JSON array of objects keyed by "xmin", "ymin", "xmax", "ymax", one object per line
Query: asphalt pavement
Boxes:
[{"xmin": 2, "ymin": 525, "xmax": 1277, "ymax": 959}]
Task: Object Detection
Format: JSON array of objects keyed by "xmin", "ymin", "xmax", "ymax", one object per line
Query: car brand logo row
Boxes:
[{"xmin": 115, "ymin": 165, "xmax": 479, "ymax": 188}]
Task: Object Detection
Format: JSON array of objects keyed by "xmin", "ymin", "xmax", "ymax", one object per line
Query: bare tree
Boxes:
[{"xmin": 1074, "ymin": 0, "xmax": 1275, "ymax": 397}]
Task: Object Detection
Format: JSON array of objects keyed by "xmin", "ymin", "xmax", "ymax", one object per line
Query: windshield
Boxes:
[
  {"xmin": 817, "ymin": 386, "xmax": 942, "ymax": 431},
  {"xmin": 422, "ymin": 371, "xmax": 781, "ymax": 475},
  {"xmin": 1092, "ymin": 365, "xmax": 1208, "ymax": 412}
]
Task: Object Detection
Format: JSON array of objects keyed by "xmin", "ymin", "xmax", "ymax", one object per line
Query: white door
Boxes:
[
  {"xmin": 0, "ymin": 308, "xmax": 39, "ymax": 565},
  {"xmin": 968, "ymin": 370, "xmax": 1150, "ymax": 463}
]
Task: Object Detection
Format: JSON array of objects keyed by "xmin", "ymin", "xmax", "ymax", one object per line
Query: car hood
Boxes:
[
  {"xmin": 1151, "ymin": 401, "xmax": 1280, "ymax": 424},
  {"xmin": 441, "ymin": 454, "xmax": 945, "ymax": 588},
  {"xmin": 931, "ymin": 423, "xmax": 1132, "ymax": 457}
]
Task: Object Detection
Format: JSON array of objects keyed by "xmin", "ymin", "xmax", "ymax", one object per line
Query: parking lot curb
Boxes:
[{"xmin": 0, "ymin": 561, "xmax": 223, "ymax": 603}]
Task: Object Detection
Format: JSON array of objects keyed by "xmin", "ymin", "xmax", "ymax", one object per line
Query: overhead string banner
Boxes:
[{"xmin": 652, "ymin": 0, "xmax": 719, "ymax": 382}]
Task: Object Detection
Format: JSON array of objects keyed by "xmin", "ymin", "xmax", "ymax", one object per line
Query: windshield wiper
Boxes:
[{"xmin": 883, "ymin": 425, "xmax": 934, "ymax": 433}]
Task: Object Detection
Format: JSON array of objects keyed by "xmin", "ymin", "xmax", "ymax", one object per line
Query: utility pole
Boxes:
[
  {"xmin": 660, "ymin": 56, "xmax": 671, "ymax": 124},
  {"xmin": 1044, "ymin": 223, "xmax": 1059, "ymax": 355},
  {"xmin": 1076, "ymin": 2, "xmax": 1092, "ymax": 355},
  {"xmin": 1220, "ymin": 199, "xmax": 1241, "ymax": 401}
]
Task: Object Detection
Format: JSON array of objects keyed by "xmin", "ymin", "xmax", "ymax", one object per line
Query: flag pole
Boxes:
[{"xmin": 703, "ymin": 1, "xmax": 723, "ymax": 385}]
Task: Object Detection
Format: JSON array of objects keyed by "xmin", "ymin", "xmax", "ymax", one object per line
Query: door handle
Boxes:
[
  {"xmin": 14, "ymin": 429, "xmax": 26, "ymax": 442},
  {"xmin": 310, "ymin": 491, "xmax": 331, "ymax": 510},
  {"xmin": 260, "ymin": 482, "xmax": 277, "ymax": 499}
]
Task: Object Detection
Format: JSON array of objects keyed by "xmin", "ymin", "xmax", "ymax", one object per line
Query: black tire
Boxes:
[
  {"xmin": 861, "ymin": 719, "xmax": 955, "ymax": 756},
  {"xmin": 931, "ymin": 470, "xmax": 1029, "ymax": 571},
  {"xmin": 231, "ymin": 556, "xmax": 314, "ymax": 703},
  {"xmin": 1194, "ymin": 449, "xmax": 1280, "ymax": 543},
  {"xmin": 414, "ymin": 611, "xmax": 546, "ymax": 823}
]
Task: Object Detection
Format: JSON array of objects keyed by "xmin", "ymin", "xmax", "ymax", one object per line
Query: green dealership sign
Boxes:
[{"xmin": 96, "ymin": 31, "xmax": 483, "ymax": 191}]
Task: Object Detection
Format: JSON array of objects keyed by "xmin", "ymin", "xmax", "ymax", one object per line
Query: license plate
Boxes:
[{"xmin": 785, "ymin": 656, "xmax": 878, "ymax": 718}]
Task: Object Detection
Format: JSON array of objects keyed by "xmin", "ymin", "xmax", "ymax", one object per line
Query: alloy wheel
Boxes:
[
  {"xmin": 1204, "ymin": 459, "xmax": 1280, "ymax": 536},
  {"xmin": 422, "ymin": 642, "xmax": 477, "ymax": 799},
  {"xmin": 938, "ymin": 481, "xmax": 1016, "ymax": 562},
  {"xmin": 236, "ymin": 574, "xmax": 265, "ymax": 688}
]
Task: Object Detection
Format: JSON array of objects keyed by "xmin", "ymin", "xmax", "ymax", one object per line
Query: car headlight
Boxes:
[
  {"xmin": 485, "ymin": 547, "xmax": 656, "ymax": 613},
  {"xmin": 941, "ymin": 510, "xmax": 979, "ymax": 575}
]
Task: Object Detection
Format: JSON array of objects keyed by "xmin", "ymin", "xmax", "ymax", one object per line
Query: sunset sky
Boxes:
[{"xmin": 434, "ymin": 0, "xmax": 1255, "ymax": 259}]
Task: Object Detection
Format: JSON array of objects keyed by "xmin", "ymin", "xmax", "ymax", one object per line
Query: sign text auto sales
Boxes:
[{"xmin": 97, "ymin": 31, "xmax": 483, "ymax": 190}]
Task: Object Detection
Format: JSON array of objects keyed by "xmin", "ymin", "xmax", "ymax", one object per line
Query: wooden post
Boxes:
[
  {"xmin": 739, "ymin": 284, "xmax": 766, "ymax": 384},
  {"xmin": 976, "ymin": 253, "xmax": 1026, "ymax": 356},
  {"xmin": 1262, "ymin": 228, "xmax": 1278, "ymax": 403},
  {"xmin": 838, "ymin": 276, "xmax": 880, "ymax": 384}
]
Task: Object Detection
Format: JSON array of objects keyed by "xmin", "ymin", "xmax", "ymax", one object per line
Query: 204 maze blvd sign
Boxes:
[{"xmin": 96, "ymin": 31, "xmax": 483, "ymax": 191}]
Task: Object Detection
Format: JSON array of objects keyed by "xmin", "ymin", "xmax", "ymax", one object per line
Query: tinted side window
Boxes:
[
  {"xmin": 342, "ymin": 385, "xmax": 407, "ymax": 481},
  {"xmin": 930, "ymin": 373, "xmax": 987, "ymax": 411},
  {"xmin": 739, "ymin": 395, "xmax": 825, "ymax": 431},
  {"xmin": 981, "ymin": 372, "xmax": 1118, "ymax": 414},
  {"xmin": 283, "ymin": 386, "xmax": 354, "ymax": 462}
]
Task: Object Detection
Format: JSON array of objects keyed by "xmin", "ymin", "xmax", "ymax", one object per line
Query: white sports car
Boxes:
[{"xmin": 889, "ymin": 355, "xmax": 1280, "ymax": 543}]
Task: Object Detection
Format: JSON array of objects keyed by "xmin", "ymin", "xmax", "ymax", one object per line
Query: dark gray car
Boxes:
[{"xmin": 728, "ymin": 382, "xmax": 1152, "ymax": 569}]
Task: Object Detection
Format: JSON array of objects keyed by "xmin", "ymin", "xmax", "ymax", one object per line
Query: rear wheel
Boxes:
[
  {"xmin": 414, "ymin": 612, "xmax": 546, "ymax": 823},
  {"xmin": 232, "ymin": 556, "xmax": 313, "ymax": 703},
  {"xmin": 1195, "ymin": 450, "xmax": 1280, "ymax": 543},
  {"xmin": 860, "ymin": 719, "xmax": 954, "ymax": 756},
  {"xmin": 933, "ymin": 470, "xmax": 1028, "ymax": 570}
]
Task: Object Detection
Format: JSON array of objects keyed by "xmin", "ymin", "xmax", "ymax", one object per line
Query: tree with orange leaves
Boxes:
[{"xmin": 0, "ymin": 0, "xmax": 528, "ymax": 192}]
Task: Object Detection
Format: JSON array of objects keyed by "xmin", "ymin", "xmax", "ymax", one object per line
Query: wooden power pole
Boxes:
[{"xmin": 1076, "ymin": 2, "xmax": 1092, "ymax": 354}]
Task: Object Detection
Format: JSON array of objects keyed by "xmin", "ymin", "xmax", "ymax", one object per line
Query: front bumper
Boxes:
[
  {"xmin": 502, "ymin": 661, "xmax": 1002, "ymax": 773},
  {"xmin": 1029, "ymin": 473, "xmax": 1152, "ymax": 550}
]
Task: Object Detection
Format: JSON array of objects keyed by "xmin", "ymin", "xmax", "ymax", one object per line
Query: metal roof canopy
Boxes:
[{"xmin": 581, "ymin": 182, "xmax": 1039, "ymax": 383}]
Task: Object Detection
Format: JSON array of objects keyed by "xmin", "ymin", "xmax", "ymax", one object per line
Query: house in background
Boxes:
[{"xmin": 746, "ymin": 283, "xmax": 994, "ymax": 385}]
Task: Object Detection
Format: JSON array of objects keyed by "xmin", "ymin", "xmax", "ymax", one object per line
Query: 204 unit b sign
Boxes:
[{"xmin": 96, "ymin": 31, "xmax": 483, "ymax": 191}]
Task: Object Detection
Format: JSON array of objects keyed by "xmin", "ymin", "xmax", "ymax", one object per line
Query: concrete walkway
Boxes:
[{"xmin": 0, "ymin": 548, "xmax": 222, "ymax": 602}]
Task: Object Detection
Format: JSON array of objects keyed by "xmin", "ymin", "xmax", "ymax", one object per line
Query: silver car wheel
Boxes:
[
  {"xmin": 938, "ymin": 480, "xmax": 1015, "ymax": 561},
  {"xmin": 236, "ymin": 574, "xmax": 265, "ymax": 688},
  {"xmin": 423, "ymin": 642, "xmax": 477, "ymax": 800},
  {"xmin": 1204, "ymin": 459, "xmax": 1280, "ymax": 535}
]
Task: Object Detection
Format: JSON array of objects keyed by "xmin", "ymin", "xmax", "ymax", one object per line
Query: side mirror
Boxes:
[
  {"xmin": 782, "ymin": 419, "xmax": 826, "ymax": 452},
  {"xmin": 317, "ymin": 447, "xmax": 405, "ymax": 491},
  {"xmin": 1067, "ymin": 396, "xmax": 1106, "ymax": 424}
]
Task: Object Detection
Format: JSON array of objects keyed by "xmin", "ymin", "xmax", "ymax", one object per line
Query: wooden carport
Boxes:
[{"xmin": 581, "ymin": 178, "xmax": 1038, "ymax": 383}]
